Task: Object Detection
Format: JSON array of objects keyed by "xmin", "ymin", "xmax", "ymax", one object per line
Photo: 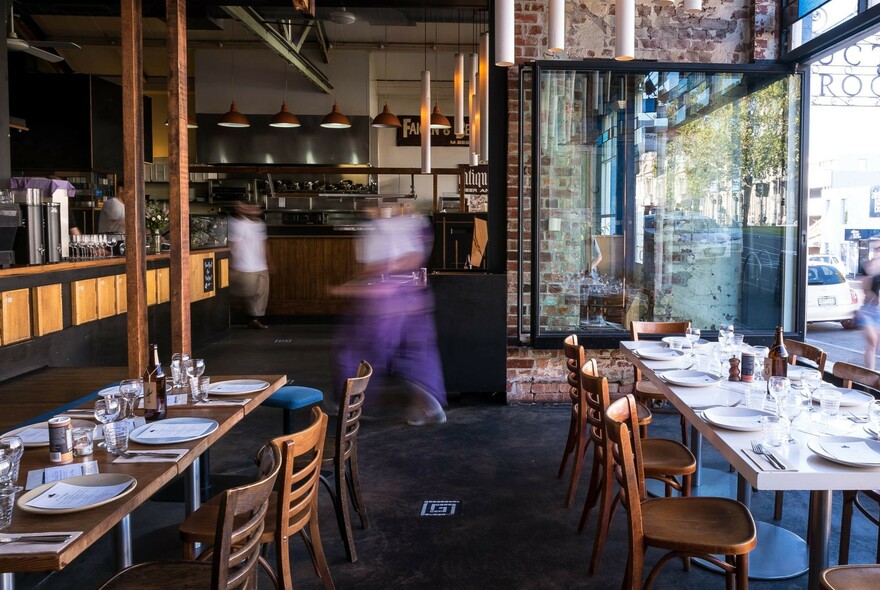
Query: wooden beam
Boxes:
[
  {"xmin": 121, "ymin": 0, "xmax": 148, "ymax": 376},
  {"xmin": 167, "ymin": 0, "xmax": 191, "ymax": 356}
]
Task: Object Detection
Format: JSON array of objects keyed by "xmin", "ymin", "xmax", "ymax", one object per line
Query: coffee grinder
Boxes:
[{"xmin": 0, "ymin": 190, "xmax": 20, "ymax": 268}]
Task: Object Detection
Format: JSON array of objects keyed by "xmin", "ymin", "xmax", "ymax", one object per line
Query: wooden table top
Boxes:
[{"xmin": 0, "ymin": 374, "xmax": 285, "ymax": 573}]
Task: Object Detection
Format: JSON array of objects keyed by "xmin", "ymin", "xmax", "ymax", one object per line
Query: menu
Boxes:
[
  {"xmin": 16, "ymin": 428, "xmax": 49, "ymax": 445},
  {"xmin": 136, "ymin": 422, "xmax": 212, "ymax": 440},
  {"xmin": 25, "ymin": 461, "xmax": 100, "ymax": 490},
  {"xmin": 26, "ymin": 480, "xmax": 132, "ymax": 510},
  {"xmin": 820, "ymin": 441, "xmax": 880, "ymax": 465}
]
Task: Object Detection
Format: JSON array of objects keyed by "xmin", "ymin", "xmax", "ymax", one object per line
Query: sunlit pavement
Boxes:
[{"xmin": 806, "ymin": 320, "xmax": 874, "ymax": 367}]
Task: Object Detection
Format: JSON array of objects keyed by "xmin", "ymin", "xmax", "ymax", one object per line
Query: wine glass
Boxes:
[
  {"xmin": 186, "ymin": 358, "xmax": 205, "ymax": 392},
  {"xmin": 800, "ymin": 369, "xmax": 823, "ymax": 413},
  {"xmin": 94, "ymin": 398, "xmax": 121, "ymax": 447},
  {"xmin": 0, "ymin": 437, "xmax": 23, "ymax": 491},
  {"xmin": 118, "ymin": 378, "xmax": 143, "ymax": 420},
  {"xmin": 685, "ymin": 327, "xmax": 701, "ymax": 364},
  {"xmin": 869, "ymin": 400, "xmax": 880, "ymax": 440},
  {"xmin": 768, "ymin": 376, "xmax": 791, "ymax": 415},
  {"xmin": 778, "ymin": 390, "xmax": 803, "ymax": 443}
]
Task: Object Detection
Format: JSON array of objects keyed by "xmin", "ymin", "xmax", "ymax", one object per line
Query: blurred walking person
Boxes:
[
  {"xmin": 860, "ymin": 242, "xmax": 880, "ymax": 368},
  {"xmin": 228, "ymin": 201, "xmax": 270, "ymax": 330}
]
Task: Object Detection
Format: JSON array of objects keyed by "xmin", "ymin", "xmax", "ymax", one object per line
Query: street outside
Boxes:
[{"xmin": 805, "ymin": 278, "xmax": 872, "ymax": 366}]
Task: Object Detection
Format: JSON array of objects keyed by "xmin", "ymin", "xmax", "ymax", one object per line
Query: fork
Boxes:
[
  {"xmin": 750, "ymin": 440, "xmax": 785, "ymax": 470},
  {"xmin": 117, "ymin": 451, "xmax": 182, "ymax": 459}
]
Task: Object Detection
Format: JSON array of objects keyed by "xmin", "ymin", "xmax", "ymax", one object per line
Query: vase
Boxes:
[{"xmin": 151, "ymin": 231, "xmax": 161, "ymax": 254}]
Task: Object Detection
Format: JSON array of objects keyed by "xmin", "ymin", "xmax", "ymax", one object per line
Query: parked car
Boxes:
[
  {"xmin": 808, "ymin": 254, "xmax": 848, "ymax": 278},
  {"xmin": 806, "ymin": 263, "xmax": 860, "ymax": 328}
]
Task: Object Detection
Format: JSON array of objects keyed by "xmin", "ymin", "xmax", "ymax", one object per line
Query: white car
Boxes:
[
  {"xmin": 806, "ymin": 263, "xmax": 860, "ymax": 328},
  {"xmin": 808, "ymin": 254, "xmax": 848, "ymax": 278}
]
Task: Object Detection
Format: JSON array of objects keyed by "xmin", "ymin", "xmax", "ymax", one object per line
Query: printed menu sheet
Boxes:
[
  {"xmin": 820, "ymin": 441, "xmax": 880, "ymax": 465},
  {"xmin": 709, "ymin": 415, "xmax": 762, "ymax": 429},
  {"xmin": 15, "ymin": 427, "xmax": 50, "ymax": 445},
  {"xmin": 136, "ymin": 421, "xmax": 212, "ymax": 440},
  {"xmin": 25, "ymin": 461, "xmax": 100, "ymax": 490},
  {"xmin": 26, "ymin": 480, "xmax": 133, "ymax": 510}
]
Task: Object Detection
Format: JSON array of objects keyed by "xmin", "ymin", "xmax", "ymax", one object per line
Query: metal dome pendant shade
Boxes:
[
  {"xmin": 372, "ymin": 101, "xmax": 402, "ymax": 128},
  {"xmin": 270, "ymin": 102, "xmax": 301, "ymax": 128},
  {"xmin": 430, "ymin": 104, "xmax": 451, "ymax": 129},
  {"xmin": 321, "ymin": 102, "xmax": 352, "ymax": 129},
  {"xmin": 219, "ymin": 101, "xmax": 250, "ymax": 128}
]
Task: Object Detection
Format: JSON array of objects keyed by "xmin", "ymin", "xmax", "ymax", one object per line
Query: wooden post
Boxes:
[
  {"xmin": 167, "ymin": 0, "xmax": 191, "ymax": 355},
  {"xmin": 121, "ymin": 0, "xmax": 148, "ymax": 376}
]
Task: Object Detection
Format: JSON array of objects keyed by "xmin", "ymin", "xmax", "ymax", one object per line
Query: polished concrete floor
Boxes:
[{"xmin": 14, "ymin": 323, "xmax": 880, "ymax": 589}]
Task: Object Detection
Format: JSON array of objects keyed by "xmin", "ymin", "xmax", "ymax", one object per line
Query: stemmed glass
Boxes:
[
  {"xmin": 0, "ymin": 437, "xmax": 23, "ymax": 491},
  {"xmin": 118, "ymin": 378, "xmax": 143, "ymax": 420},
  {"xmin": 685, "ymin": 327, "xmax": 701, "ymax": 365},
  {"xmin": 768, "ymin": 376, "xmax": 791, "ymax": 415},
  {"xmin": 94, "ymin": 397, "xmax": 121, "ymax": 447},
  {"xmin": 800, "ymin": 369, "xmax": 823, "ymax": 413},
  {"xmin": 869, "ymin": 400, "xmax": 880, "ymax": 440},
  {"xmin": 171, "ymin": 353, "xmax": 191, "ymax": 390},
  {"xmin": 186, "ymin": 358, "xmax": 206, "ymax": 389},
  {"xmin": 778, "ymin": 390, "xmax": 803, "ymax": 443}
]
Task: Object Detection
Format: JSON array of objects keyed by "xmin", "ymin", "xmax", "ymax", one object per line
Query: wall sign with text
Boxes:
[{"xmin": 396, "ymin": 116, "xmax": 471, "ymax": 147}]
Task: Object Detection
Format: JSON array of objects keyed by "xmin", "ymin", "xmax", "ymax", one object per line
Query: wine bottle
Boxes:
[
  {"xmin": 143, "ymin": 344, "xmax": 167, "ymax": 421},
  {"xmin": 766, "ymin": 326, "xmax": 789, "ymax": 378}
]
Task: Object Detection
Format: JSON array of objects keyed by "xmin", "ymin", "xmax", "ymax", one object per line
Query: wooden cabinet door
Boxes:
[
  {"xmin": 156, "ymin": 268, "xmax": 170, "ymax": 304},
  {"xmin": 1, "ymin": 288, "xmax": 32, "ymax": 345},
  {"xmin": 71, "ymin": 279, "xmax": 98, "ymax": 325},
  {"xmin": 115, "ymin": 274, "xmax": 127, "ymax": 313},
  {"xmin": 32, "ymin": 284, "xmax": 63, "ymax": 337},
  {"xmin": 218, "ymin": 258, "xmax": 229, "ymax": 289},
  {"xmin": 96, "ymin": 276, "xmax": 117, "ymax": 319},
  {"xmin": 146, "ymin": 270, "xmax": 157, "ymax": 306}
]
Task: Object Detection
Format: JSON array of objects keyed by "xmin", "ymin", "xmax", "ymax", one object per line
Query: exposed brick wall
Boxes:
[{"xmin": 504, "ymin": 0, "xmax": 781, "ymax": 404}]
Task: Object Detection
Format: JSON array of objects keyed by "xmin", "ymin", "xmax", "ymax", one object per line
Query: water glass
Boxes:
[
  {"xmin": 0, "ymin": 436, "xmax": 23, "ymax": 488},
  {"xmin": 817, "ymin": 388, "xmax": 842, "ymax": 418},
  {"xmin": 745, "ymin": 382, "xmax": 767, "ymax": 410},
  {"xmin": 118, "ymin": 378, "xmax": 143, "ymax": 420},
  {"xmin": 668, "ymin": 338, "xmax": 684, "ymax": 352},
  {"xmin": 186, "ymin": 358, "xmax": 206, "ymax": 381},
  {"xmin": 0, "ymin": 485, "xmax": 16, "ymax": 531},
  {"xmin": 72, "ymin": 427, "xmax": 94, "ymax": 457},
  {"xmin": 768, "ymin": 376, "xmax": 790, "ymax": 412},
  {"xmin": 103, "ymin": 421, "xmax": 130, "ymax": 456},
  {"xmin": 761, "ymin": 415, "xmax": 785, "ymax": 448},
  {"xmin": 94, "ymin": 398, "xmax": 120, "ymax": 425},
  {"xmin": 191, "ymin": 376, "xmax": 211, "ymax": 404},
  {"xmin": 751, "ymin": 346, "xmax": 770, "ymax": 380},
  {"xmin": 171, "ymin": 353, "xmax": 191, "ymax": 390},
  {"xmin": 731, "ymin": 334, "xmax": 745, "ymax": 359},
  {"xmin": 778, "ymin": 391, "xmax": 803, "ymax": 442},
  {"xmin": 869, "ymin": 400, "xmax": 880, "ymax": 439}
]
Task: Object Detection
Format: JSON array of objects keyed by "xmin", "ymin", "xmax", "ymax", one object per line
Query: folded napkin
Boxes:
[
  {"xmin": 742, "ymin": 448, "xmax": 798, "ymax": 471},
  {"xmin": 0, "ymin": 531, "xmax": 82, "ymax": 553},
  {"xmin": 112, "ymin": 449, "xmax": 188, "ymax": 464},
  {"xmin": 188, "ymin": 399, "xmax": 250, "ymax": 408}
]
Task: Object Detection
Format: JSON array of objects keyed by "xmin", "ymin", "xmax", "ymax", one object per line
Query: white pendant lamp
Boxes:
[
  {"xmin": 495, "ymin": 0, "xmax": 515, "ymax": 66},
  {"xmin": 615, "ymin": 0, "xmax": 635, "ymax": 61},
  {"xmin": 479, "ymin": 32, "xmax": 489, "ymax": 162},
  {"xmin": 548, "ymin": 0, "xmax": 565, "ymax": 53},
  {"xmin": 270, "ymin": 62, "xmax": 300, "ymax": 128},
  {"xmin": 421, "ymin": 70, "xmax": 431, "ymax": 174},
  {"xmin": 454, "ymin": 52, "xmax": 465, "ymax": 137},
  {"xmin": 684, "ymin": 0, "xmax": 702, "ymax": 13},
  {"xmin": 469, "ymin": 52, "xmax": 479, "ymax": 165},
  {"xmin": 469, "ymin": 91, "xmax": 478, "ymax": 166}
]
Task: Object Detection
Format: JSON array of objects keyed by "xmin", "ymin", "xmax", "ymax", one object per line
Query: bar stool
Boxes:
[
  {"xmin": 820, "ymin": 565, "xmax": 880, "ymax": 589},
  {"xmin": 263, "ymin": 385, "xmax": 324, "ymax": 434}
]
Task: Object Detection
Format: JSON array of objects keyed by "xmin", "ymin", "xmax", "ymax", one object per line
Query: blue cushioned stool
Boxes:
[{"xmin": 262, "ymin": 385, "xmax": 324, "ymax": 434}]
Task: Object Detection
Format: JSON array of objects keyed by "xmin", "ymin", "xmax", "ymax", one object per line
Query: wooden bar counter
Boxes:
[{"xmin": 0, "ymin": 249, "xmax": 230, "ymax": 382}]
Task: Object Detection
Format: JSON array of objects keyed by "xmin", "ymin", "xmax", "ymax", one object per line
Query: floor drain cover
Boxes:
[
  {"xmin": 420, "ymin": 500, "xmax": 460, "ymax": 517},
  {"xmin": 274, "ymin": 339, "xmax": 293, "ymax": 344}
]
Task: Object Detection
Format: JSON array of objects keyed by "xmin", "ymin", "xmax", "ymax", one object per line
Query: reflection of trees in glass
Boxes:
[{"xmin": 667, "ymin": 78, "xmax": 797, "ymax": 226}]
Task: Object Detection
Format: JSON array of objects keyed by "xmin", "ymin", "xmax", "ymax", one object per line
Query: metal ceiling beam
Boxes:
[{"xmin": 220, "ymin": 5, "xmax": 331, "ymax": 93}]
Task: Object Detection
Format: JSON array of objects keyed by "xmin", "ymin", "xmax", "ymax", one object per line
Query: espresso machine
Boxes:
[
  {"xmin": 12, "ymin": 188, "xmax": 45, "ymax": 265},
  {"xmin": 0, "ymin": 191, "xmax": 19, "ymax": 268}
]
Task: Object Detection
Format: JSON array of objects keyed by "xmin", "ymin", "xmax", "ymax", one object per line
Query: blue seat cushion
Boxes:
[{"xmin": 262, "ymin": 386, "xmax": 323, "ymax": 410}]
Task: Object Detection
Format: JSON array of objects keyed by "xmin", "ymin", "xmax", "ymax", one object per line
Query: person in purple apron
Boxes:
[{"xmin": 334, "ymin": 205, "xmax": 447, "ymax": 425}]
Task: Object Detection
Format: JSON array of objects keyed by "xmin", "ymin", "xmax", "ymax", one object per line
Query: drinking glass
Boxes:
[
  {"xmin": 869, "ymin": 400, "xmax": 880, "ymax": 439},
  {"xmin": 103, "ymin": 421, "xmax": 130, "ymax": 456},
  {"xmin": 118, "ymin": 378, "xmax": 143, "ymax": 420},
  {"xmin": 72, "ymin": 427, "xmax": 94, "ymax": 457},
  {"xmin": 171, "ymin": 353, "xmax": 191, "ymax": 390},
  {"xmin": 186, "ymin": 358, "xmax": 205, "ymax": 382},
  {"xmin": 817, "ymin": 388, "xmax": 842, "ymax": 419},
  {"xmin": 778, "ymin": 390, "xmax": 803, "ymax": 443},
  {"xmin": 768, "ymin": 376, "xmax": 790, "ymax": 415},
  {"xmin": 731, "ymin": 334, "xmax": 745, "ymax": 359},
  {"xmin": 760, "ymin": 415, "xmax": 785, "ymax": 448},
  {"xmin": 0, "ymin": 482, "xmax": 16, "ymax": 531},
  {"xmin": 744, "ymin": 382, "xmax": 766, "ymax": 410},
  {"xmin": 0, "ymin": 437, "xmax": 23, "ymax": 491},
  {"xmin": 751, "ymin": 346, "xmax": 770, "ymax": 381},
  {"xmin": 94, "ymin": 398, "xmax": 120, "ymax": 448},
  {"xmin": 685, "ymin": 328, "xmax": 701, "ymax": 364},
  {"xmin": 191, "ymin": 376, "xmax": 211, "ymax": 404}
]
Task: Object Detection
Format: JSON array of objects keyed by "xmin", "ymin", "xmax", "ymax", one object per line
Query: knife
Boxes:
[
  {"xmin": 764, "ymin": 452, "xmax": 786, "ymax": 470},
  {"xmin": 0, "ymin": 534, "xmax": 72, "ymax": 544}
]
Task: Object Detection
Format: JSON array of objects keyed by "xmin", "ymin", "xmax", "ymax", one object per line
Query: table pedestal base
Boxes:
[{"xmin": 695, "ymin": 521, "xmax": 808, "ymax": 580}]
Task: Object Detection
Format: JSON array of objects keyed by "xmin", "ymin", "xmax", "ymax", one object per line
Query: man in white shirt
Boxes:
[
  {"xmin": 98, "ymin": 183, "xmax": 125, "ymax": 234},
  {"xmin": 228, "ymin": 201, "xmax": 270, "ymax": 329}
]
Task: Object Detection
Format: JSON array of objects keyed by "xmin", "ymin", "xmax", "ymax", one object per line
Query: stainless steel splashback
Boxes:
[{"xmin": 196, "ymin": 115, "xmax": 370, "ymax": 165}]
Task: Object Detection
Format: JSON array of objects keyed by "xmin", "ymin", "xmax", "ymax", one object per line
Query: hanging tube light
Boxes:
[
  {"xmin": 496, "ymin": 0, "xmax": 514, "ymax": 66},
  {"xmin": 548, "ymin": 0, "xmax": 565, "ymax": 53},
  {"xmin": 469, "ymin": 52, "xmax": 479, "ymax": 166},
  {"xmin": 479, "ymin": 31, "xmax": 489, "ymax": 162},
  {"xmin": 454, "ymin": 53, "xmax": 465, "ymax": 137},
  {"xmin": 469, "ymin": 91, "xmax": 478, "ymax": 166},
  {"xmin": 421, "ymin": 70, "xmax": 431, "ymax": 174},
  {"xmin": 615, "ymin": 0, "xmax": 635, "ymax": 61}
]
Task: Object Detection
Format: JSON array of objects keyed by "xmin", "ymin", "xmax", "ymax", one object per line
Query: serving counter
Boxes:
[{"xmin": 0, "ymin": 249, "xmax": 230, "ymax": 381}]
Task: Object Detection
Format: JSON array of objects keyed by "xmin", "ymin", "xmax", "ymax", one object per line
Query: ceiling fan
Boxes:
[{"xmin": 7, "ymin": 5, "xmax": 80, "ymax": 63}]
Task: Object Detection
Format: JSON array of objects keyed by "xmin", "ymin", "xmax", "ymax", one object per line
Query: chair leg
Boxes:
[
  {"xmin": 679, "ymin": 414, "xmax": 688, "ymax": 446},
  {"xmin": 258, "ymin": 551, "xmax": 281, "ymax": 590},
  {"xmin": 558, "ymin": 415, "xmax": 577, "ymax": 479},
  {"xmin": 347, "ymin": 450, "xmax": 370, "ymax": 530},
  {"xmin": 774, "ymin": 491, "xmax": 784, "ymax": 520},
  {"xmin": 564, "ymin": 432, "xmax": 588, "ymax": 508},
  {"xmin": 301, "ymin": 502, "xmax": 335, "ymax": 590},
  {"xmin": 838, "ymin": 490, "xmax": 856, "ymax": 565},
  {"xmin": 735, "ymin": 553, "xmax": 749, "ymax": 590},
  {"xmin": 283, "ymin": 409, "xmax": 294, "ymax": 435},
  {"xmin": 577, "ymin": 450, "xmax": 602, "ymax": 534},
  {"xmin": 336, "ymin": 464, "xmax": 358, "ymax": 563},
  {"xmin": 588, "ymin": 455, "xmax": 615, "ymax": 575}
]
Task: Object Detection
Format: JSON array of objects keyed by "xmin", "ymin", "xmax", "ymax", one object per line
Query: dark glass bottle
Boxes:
[
  {"xmin": 767, "ymin": 326, "xmax": 789, "ymax": 378},
  {"xmin": 143, "ymin": 344, "xmax": 167, "ymax": 421}
]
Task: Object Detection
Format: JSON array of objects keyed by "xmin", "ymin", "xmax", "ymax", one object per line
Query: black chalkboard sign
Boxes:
[{"xmin": 203, "ymin": 258, "xmax": 214, "ymax": 293}]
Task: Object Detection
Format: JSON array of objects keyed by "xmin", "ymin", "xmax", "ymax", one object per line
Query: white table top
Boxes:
[{"xmin": 622, "ymin": 341, "xmax": 880, "ymax": 491}]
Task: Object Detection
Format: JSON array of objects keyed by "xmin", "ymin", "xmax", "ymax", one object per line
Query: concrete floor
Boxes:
[{"xmin": 14, "ymin": 323, "xmax": 880, "ymax": 589}]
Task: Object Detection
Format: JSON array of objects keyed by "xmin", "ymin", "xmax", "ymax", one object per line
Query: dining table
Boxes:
[
  {"xmin": 622, "ymin": 340, "xmax": 880, "ymax": 590},
  {"xmin": 0, "ymin": 373, "xmax": 285, "ymax": 590}
]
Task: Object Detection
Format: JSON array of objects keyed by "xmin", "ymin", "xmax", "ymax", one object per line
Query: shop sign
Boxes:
[
  {"xmin": 396, "ymin": 116, "xmax": 470, "ymax": 147},
  {"xmin": 845, "ymin": 228, "xmax": 880, "ymax": 241},
  {"xmin": 462, "ymin": 165, "xmax": 488, "ymax": 212},
  {"xmin": 811, "ymin": 40, "xmax": 880, "ymax": 107},
  {"xmin": 872, "ymin": 186, "xmax": 880, "ymax": 218}
]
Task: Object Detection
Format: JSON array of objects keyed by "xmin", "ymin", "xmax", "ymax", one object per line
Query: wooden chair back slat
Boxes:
[
  {"xmin": 629, "ymin": 321, "xmax": 690, "ymax": 384},
  {"xmin": 336, "ymin": 361, "xmax": 372, "ymax": 462},
  {"xmin": 785, "ymin": 339, "xmax": 828, "ymax": 373},
  {"xmin": 833, "ymin": 361, "xmax": 880, "ymax": 392}
]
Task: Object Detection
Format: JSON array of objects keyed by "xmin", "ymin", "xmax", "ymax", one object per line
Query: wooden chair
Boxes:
[
  {"xmin": 604, "ymin": 394, "xmax": 756, "ymax": 590},
  {"xmin": 100, "ymin": 444, "xmax": 282, "ymax": 590},
  {"xmin": 578, "ymin": 365, "xmax": 696, "ymax": 576},
  {"xmin": 630, "ymin": 320, "xmax": 691, "ymax": 443},
  {"xmin": 321, "ymin": 360, "xmax": 372, "ymax": 563},
  {"xmin": 559, "ymin": 335, "xmax": 653, "ymax": 508},
  {"xmin": 179, "ymin": 408, "xmax": 334, "ymax": 590},
  {"xmin": 834, "ymin": 362, "xmax": 880, "ymax": 565},
  {"xmin": 772, "ymin": 340, "xmax": 828, "ymax": 520},
  {"xmin": 821, "ymin": 565, "xmax": 880, "ymax": 590}
]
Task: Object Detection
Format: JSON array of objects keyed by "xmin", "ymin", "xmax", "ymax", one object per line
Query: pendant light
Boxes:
[
  {"xmin": 270, "ymin": 62, "xmax": 301, "ymax": 128},
  {"xmin": 321, "ymin": 58, "xmax": 351, "ymax": 129},
  {"xmin": 478, "ymin": 30, "xmax": 489, "ymax": 161},
  {"xmin": 219, "ymin": 22, "xmax": 250, "ymax": 128},
  {"xmin": 421, "ymin": 19, "xmax": 431, "ymax": 173},
  {"xmin": 496, "ymin": 0, "xmax": 514, "ymax": 66},
  {"xmin": 429, "ymin": 23, "xmax": 451, "ymax": 130},
  {"xmin": 469, "ymin": 48, "xmax": 479, "ymax": 166},
  {"xmin": 372, "ymin": 28, "xmax": 402, "ymax": 129},
  {"xmin": 684, "ymin": 0, "xmax": 703, "ymax": 13},
  {"xmin": 453, "ymin": 17, "xmax": 465, "ymax": 137},
  {"xmin": 615, "ymin": 0, "xmax": 635, "ymax": 61},
  {"xmin": 548, "ymin": 0, "xmax": 565, "ymax": 53}
]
